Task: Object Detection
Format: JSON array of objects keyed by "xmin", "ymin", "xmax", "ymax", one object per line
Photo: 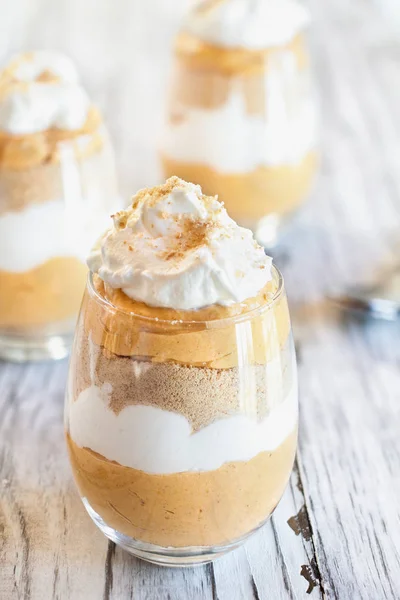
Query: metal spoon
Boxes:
[{"xmin": 330, "ymin": 265, "xmax": 400, "ymax": 320}]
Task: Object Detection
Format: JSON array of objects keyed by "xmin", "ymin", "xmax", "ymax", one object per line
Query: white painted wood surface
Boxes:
[{"xmin": 1, "ymin": 0, "xmax": 400, "ymax": 598}]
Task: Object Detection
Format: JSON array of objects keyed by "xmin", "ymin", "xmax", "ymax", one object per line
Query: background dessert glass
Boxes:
[
  {"xmin": 0, "ymin": 52, "xmax": 120, "ymax": 361},
  {"xmin": 161, "ymin": 0, "xmax": 318, "ymax": 246},
  {"xmin": 65, "ymin": 267, "xmax": 298, "ymax": 567}
]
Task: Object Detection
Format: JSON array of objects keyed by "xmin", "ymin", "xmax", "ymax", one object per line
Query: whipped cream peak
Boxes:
[
  {"xmin": 88, "ymin": 177, "xmax": 272, "ymax": 310},
  {"xmin": 0, "ymin": 51, "xmax": 91, "ymax": 134},
  {"xmin": 184, "ymin": 0, "xmax": 309, "ymax": 50},
  {"xmin": 6, "ymin": 51, "xmax": 79, "ymax": 84}
]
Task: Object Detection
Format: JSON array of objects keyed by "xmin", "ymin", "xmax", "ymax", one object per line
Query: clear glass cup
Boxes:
[
  {"xmin": 0, "ymin": 123, "xmax": 120, "ymax": 361},
  {"xmin": 161, "ymin": 24, "xmax": 318, "ymax": 246},
  {"xmin": 65, "ymin": 267, "xmax": 298, "ymax": 566}
]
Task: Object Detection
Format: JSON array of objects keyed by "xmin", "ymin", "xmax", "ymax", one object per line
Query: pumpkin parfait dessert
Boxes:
[
  {"xmin": 65, "ymin": 177, "xmax": 298, "ymax": 565},
  {"xmin": 161, "ymin": 0, "xmax": 318, "ymax": 245},
  {"xmin": 0, "ymin": 51, "xmax": 120, "ymax": 360}
]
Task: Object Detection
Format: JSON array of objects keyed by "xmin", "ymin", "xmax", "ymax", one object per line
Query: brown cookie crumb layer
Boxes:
[{"xmin": 71, "ymin": 335, "xmax": 294, "ymax": 431}]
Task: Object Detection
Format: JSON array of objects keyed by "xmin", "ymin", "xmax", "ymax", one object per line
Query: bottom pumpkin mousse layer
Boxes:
[
  {"xmin": 0, "ymin": 257, "xmax": 87, "ymax": 329},
  {"xmin": 66, "ymin": 430, "xmax": 297, "ymax": 549}
]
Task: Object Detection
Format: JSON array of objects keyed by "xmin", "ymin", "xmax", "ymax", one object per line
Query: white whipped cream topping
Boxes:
[
  {"xmin": 11, "ymin": 51, "xmax": 79, "ymax": 83},
  {"xmin": 68, "ymin": 383, "xmax": 298, "ymax": 475},
  {"xmin": 88, "ymin": 178, "xmax": 272, "ymax": 310},
  {"xmin": 163, "ymin": 52, "xmax": 317, "ymax": 172},
  {"xmin": 184, "ymin": 0, "xmax": 309, "ymax": 50},
  {"xmin": 0, "ymin": 51, "xmax": 91, "ymax": 134}
]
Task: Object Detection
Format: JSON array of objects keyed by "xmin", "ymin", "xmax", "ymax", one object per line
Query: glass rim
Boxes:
[{"xmin": 86, "ymin": 264, "xmax": 285, "ymax": 330}]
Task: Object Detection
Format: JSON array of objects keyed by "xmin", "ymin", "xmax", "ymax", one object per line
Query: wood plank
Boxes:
[
  {"xmin": 0, "ymin": 360, "xmax": 108, "ymax": 600},
  {"xmin": 106, "ymin": 546, "xmax": 214, "ymax": 600},
  {"xmin": 243, "ymin": 464, "xmax": 325, "ymax": 599}
]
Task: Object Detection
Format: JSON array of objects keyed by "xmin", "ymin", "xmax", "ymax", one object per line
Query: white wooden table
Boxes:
[{"xmin": 1, "ymin": 0, "xmax": 400, "ymax": 598}]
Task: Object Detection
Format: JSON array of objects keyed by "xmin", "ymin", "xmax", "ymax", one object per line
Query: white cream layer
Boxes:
[
  {"xmin": 184, "ymin": 0, "xmax": 309, "ymax": 50},
  {"xmin": 0, "ymin": 196, "xmax": 120, "ymax": 273},
  {"xmin": 163, "ymin": 54, "xmax": 317, "ymax": 173},
  {"xmin": 68, "ymin": 384, "xmax": 298, "ymax": 475}
]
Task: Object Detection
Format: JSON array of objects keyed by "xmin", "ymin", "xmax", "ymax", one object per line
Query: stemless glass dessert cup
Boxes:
[
  {"xmin": 65, "ymin": 267, "xmax": 298, "ymax": 567},
  {"xmin": 161, "ymin": 0, "xmax": 318, "ymax": 246},
  {"xmin": 0, "ymin": 52, "xmax": 120, "ymax": 361}
]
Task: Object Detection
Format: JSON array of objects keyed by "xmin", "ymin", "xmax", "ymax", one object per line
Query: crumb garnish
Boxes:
[
  {"xmin": 196, "ymin": 0, "xmax": 228, "ymax": 17},
  {"xmin": 159, "ymin": 217, "xmax": 216, "ymax": 261},
  {"xmin": 112, "ymin": 211, "xmax": 128, "ymax": 230},
  {"xmin": 35, "ymin": 70, "xmax": 60, "ymax": 83}
]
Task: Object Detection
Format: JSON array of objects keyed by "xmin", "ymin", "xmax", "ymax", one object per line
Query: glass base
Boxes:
[
  {"xmin": 0, "ymin": 330, "xmax": 73, "ymax": 362},
  {"xmin": 253, "ymin": 214, "xmax": 283, "ymax": 248},
  {"xmin": 241, "ymin": 210, "xmax": 301, "ymax": 249},
  {"xmin": 240, "ymin": 213, "xmax": 287, "ymax": 249},
  {"xmin": 83, "ymin": 498, "xmax": 267, "ymax": 567}
]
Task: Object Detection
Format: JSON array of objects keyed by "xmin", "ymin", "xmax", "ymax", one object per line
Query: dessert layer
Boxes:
[
  {"xmin": 88, "ymin": 177, "xmax": 272, "ymax": 310},
  {"xmin": 183, "ymin": 0, "xmax": 309, "ymax": 51},
  {"xmin": 68, "ymin": 382, "xmax": 297, "ymax": 474},
  {"xmin": 164, "ymin": 91, "xmax": 316, "ymax": 172},
  {"xmin": 175, "ymin": 32, "xmax": 308, "ymax": 76},
  {"xmin": 81, "ymin": 277, "xmax": 290, "ymax": 368},
  {"xmin": 0, "ymin": 51, "xmax": 92, "ymax": 135},
  {"xmin": 0, "ymin": 129, "xmax": 118, "ymax": 215},
  {"xmin": 70, "ymin": 335, "xmax": 296, "ymax": 430},
  {"xmin": 0, "ymin": 108, "xmax": 103, "ymax": 171},
  {"xmin": 0, "ymin": 257, "xmax": 87, "ymax": 328},
  {"xmin": 0, "ymin": 195, "xmax": 115, "ymax": 272},
  {"xmin": 162, "ymin": 152, "xmax": 317, "ymax": 220},
  {"xmin": 0, "ymin": 131, "xmax": 120, "ymax": 273},
  {"xmin": 165, "ymin": 40, "xmax": 317, "ymax": 172},
  {"xmin": 163, "ymin": 79, "xmax": 317, "ymax": 174},
  {"xmin": 67, "ymin": 429, "xmax": 297, "ymax": 547},
  {"xmin": 98, "ymin": 275, "xmax": 278, "ymax": 322}
]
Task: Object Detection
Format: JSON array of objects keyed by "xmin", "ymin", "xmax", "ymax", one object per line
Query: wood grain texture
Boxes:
[{"xmin": 1, "ymin": 0, "xmax": 400, "ymax": 598}]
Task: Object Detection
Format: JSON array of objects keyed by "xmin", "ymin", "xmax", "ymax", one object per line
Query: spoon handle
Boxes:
[{"xmin": 331, "ymin": 264, "xmax": 400, "ymax": 320}]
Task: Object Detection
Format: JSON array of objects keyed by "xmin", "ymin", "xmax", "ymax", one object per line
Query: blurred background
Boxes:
[
  {"xmin": 1, "ymin": 0, "xmax": 400, "ymax": 298},
  {"xmin": 0, "ymin": 0, "xmax": 397, "ymax": 196},
  {"xmin": 0, "ymin": 0, "xmax": 194, "ymax": 195}
]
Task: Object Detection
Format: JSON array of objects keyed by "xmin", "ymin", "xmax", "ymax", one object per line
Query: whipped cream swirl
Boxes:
[
  {"xmin": 88, "ymin": 177, "xmax": 272, "ymax": 310},
  {"xmin": 0, "ymin": 51, "xmax": 91, "ymax": 134},
  {"xmin": 184, "ymin": 0, "xmax": 309, "ymax": 50}
]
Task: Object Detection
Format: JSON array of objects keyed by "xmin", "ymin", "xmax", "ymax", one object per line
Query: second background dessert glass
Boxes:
[{"xmin": 161, "ymin": 0, "xmax": 318, "ymax": 246}]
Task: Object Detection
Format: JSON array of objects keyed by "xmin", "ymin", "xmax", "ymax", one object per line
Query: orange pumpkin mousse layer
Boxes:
[
  {"xmin": 66, "ymin": 178, "xmax": 298, "ymax": 553},
  {"xmin": 82, "ymin": 273, "xmax": 291, "ymax": 368},
  {"xmin": 162, "ymin": 154, "xmax": 317, "ymax": 225},
  {"xmin": 67, "ymin": 430, "xmax": 297, "ymax": 548},
  {"xmin": 0, "ymin": 258, "xmax": 87, "ymax": 329},
  {"xmin": 0, "ymin": 51, "xmax": 119, "ymax": 336},
  {"xmin": 162, "ymin": 0, "xmax": 318, "ymax": 230}
]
